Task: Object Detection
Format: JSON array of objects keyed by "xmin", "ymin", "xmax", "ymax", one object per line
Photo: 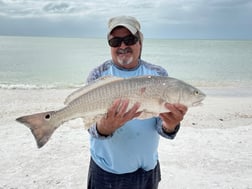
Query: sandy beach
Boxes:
[{"xmin": 0, "ymin": 88, "xmax": 252, "ymax": 189}]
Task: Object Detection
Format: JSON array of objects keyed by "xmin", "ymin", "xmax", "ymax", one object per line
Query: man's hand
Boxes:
[
  {"xmin": 159, "ymin": 103, "xmax": 188, "ymax": 133},
  {"xmin": 97, "ymin": 99, "xmax": 142, "ymax": 136}
]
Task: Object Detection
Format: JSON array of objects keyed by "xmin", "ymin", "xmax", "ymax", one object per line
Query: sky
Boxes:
[{"xmin": 0, "ymin": 0, "xmax": 252, "ymax": 39}]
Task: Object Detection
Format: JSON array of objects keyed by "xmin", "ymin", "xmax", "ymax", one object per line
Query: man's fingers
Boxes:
[
  {"xmin": 174, "ymin": 104, "xmax": 188, "ymax": 115},
  {"xmin": 109, "ymin": 99, "xmax": 121, "ymax": 111},
  {"xmin": 123, "ymin": 102, "xmax": 141, "ymax": 119},
  {"xmin": 106, "ymin": 99, "xmax": 141, "ymax": 120},
  {"xmin": 162, "ymin": 103, "xmax": 188, "ymax": 121},
  {"xmin": 165, "ymin": 103, "xmax": 187, "ymax": 114},
  {"xmin": 116, "ymin": 99, "xmax": 130, "ymax": 116},
  {"xmin": 107, "ymin": 99, "xmax": 123, "ymax": 118}
]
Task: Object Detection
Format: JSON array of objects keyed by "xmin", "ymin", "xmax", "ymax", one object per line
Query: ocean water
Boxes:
[{"xmin": 0, "ymin": 36, "xmax": 252, "ymax": 89}]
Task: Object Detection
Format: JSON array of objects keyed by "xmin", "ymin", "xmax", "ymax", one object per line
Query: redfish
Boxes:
[{"xmin": 16, "ymin": 76, "xmax": 206, "ymax": 148}]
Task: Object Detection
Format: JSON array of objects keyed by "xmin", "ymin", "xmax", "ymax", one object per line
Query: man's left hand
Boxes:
[{"xmin": 159, "ymin": 103, "xmax": 188, "ymax": 133}]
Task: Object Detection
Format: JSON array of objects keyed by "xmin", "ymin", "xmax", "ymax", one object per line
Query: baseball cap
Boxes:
[
  {"xmin": 107, "ymin": 16, "xmax": 143, "ymax": 45},
  {"xmin": 108, "ymin": 16, "xmax": 141, "ymax": 35}
]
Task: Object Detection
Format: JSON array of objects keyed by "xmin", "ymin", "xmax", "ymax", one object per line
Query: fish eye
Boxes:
[
  {"xmin": 45, "ymin": 114, "xmax": 51, "ymax": 120},
  {"xmin": 194, "ymin": 90, "xmax": 199, "ymax": 96}
]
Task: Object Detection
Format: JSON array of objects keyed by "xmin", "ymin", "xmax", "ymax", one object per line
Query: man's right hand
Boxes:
[{"xmin": 96, "ymin": 99, "xmax": 142, "ymax": 136}]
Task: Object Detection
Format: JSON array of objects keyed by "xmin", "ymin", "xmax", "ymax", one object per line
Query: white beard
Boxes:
[{"xmin": 117, "ymin": 56, "xmax": 133, "ymax": 66}]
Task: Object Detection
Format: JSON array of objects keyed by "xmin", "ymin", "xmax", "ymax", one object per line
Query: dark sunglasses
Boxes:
[{"xmin": 108, "ymin": 34, "xmax": 139, "ymax": 47}]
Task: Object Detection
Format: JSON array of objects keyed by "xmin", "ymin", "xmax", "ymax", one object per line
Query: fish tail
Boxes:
[{"xmin": 16, "ymin": 111, "xmax": 59, "ymax": 148}]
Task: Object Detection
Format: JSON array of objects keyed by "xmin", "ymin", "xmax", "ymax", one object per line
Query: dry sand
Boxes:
[{"xmin": 0, "ymin": 88, "xmax": 251, "ymax": 189}]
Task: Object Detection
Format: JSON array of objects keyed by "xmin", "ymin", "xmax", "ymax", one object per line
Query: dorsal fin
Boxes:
[{"xmin": 64, "ymin": 76, "xmax": 123, "ymax": 105}]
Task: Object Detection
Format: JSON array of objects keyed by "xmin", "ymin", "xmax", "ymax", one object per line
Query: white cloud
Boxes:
[
  {"xmin": 0, "ymin": 0, "xmax": 157, "ymax": 18},
  {"xmin": 0, "ymin": 0, "xmax": 251, "ymax": 39}
]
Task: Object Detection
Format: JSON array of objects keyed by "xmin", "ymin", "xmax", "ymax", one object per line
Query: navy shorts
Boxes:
[{"xmin": 87, "ymin": 158, "xmax": 161, "ymax": 189}]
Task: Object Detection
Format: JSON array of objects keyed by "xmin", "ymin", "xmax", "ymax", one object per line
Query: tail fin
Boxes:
[{"xmin": 16, "ymin": 111, "xmax": 59, "ymax": 148}]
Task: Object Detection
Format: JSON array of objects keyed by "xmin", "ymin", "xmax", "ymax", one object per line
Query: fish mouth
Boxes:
[
  {"xmin": 192, "ymin": 93, "xmax": 206, "ymax": 106},
  {"xmin": 16, "ymin": 116, "xmax": 30, "ymax": 126},
  {"xmin": 192, "ymin": 100, "xmax": 204, "ymax": 106}
]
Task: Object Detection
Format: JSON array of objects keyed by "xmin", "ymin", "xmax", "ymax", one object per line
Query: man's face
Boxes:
[{"xmin": 109, "ymin": 27, "xmax": 141, "ymax": 69}]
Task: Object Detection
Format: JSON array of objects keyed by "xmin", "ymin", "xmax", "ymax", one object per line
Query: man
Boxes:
[{"xmin": 86, "ymin": 16, "xmax": 187, "ymax": 189}]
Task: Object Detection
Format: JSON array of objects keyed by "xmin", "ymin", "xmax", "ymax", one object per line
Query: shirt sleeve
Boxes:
[
  {"xmin": 156, "ymin": 117, "xmax": 180, "ymax": 139},
  {"xmin": 86, "ymin": 61, "xmax": 115, "ymax": 139},
  {"xmin": 86, "ymin": 68, "xmax": 101, "ymax": 84},
  {"xmin": 88, "ymin": 123, "xmax": 113, "ymax": 139},
  {"xmin": 86, "ymin": 60, "xmax": 112, "ymax": 83},
  {"xmin": 151, "ymin": 63, "xmax": 180, "ymax": 139}
]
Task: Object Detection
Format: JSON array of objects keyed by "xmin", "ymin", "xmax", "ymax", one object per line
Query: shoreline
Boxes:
[{"xmin": 0, "ymin": 88, "xmax": 252, "ymax": 188}]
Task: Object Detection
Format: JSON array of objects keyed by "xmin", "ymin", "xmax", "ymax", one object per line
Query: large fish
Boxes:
[{"xmin": 16, "ymin": 76, "xmax": 206, "ymax": 148}]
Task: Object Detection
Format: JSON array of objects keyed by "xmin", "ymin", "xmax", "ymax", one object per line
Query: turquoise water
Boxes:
[{"xmin": 0, "ymin": 36, "xmax": 252, "ymax": 89}]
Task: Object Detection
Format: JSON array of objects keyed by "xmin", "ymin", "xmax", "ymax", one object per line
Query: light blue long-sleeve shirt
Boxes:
[{"xmin": 86, "ymin": 59, "xmax": 180, "ymax": 174}]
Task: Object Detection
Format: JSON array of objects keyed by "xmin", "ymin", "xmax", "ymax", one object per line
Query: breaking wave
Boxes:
[{"xmin": 0, "ymin": 83, "xmax": 83, "ymax": 90}]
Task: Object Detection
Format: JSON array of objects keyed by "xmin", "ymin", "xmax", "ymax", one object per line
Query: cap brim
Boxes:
[{"xmin": 109, "ymin": 23, "xmax": 137, "ymax": 35}]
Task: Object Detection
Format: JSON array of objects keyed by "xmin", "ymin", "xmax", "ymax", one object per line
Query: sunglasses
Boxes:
[{"xmin": 108, "ymin": 34, "xmax": 139, "ymax": 47}]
